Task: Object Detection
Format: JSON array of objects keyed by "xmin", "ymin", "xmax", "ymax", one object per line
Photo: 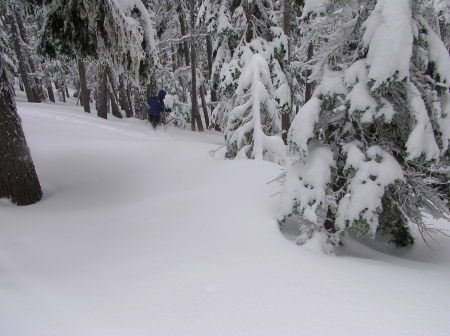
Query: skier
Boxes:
[{"xmin": 147, "ymin": 89, "xmax": 167, "ymax": 129}]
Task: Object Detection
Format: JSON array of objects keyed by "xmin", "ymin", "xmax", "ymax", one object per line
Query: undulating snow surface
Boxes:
[{"xmin": 1, "ymin": 94, "xmax": 450, "ymax": 336}]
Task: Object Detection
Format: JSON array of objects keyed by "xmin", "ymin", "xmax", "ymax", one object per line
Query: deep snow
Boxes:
[{"xmin": 1, "ymin": 94, "xmax": 450, "ymax": 336}]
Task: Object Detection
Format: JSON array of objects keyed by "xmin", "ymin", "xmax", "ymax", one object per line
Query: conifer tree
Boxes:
[
  {"xmin": 218, "ymin": 0, "xmax": 289, "ymax": 163},
  {"xmin": 280, "ymin": 0, "xmax": 450, "ymax": 252}
]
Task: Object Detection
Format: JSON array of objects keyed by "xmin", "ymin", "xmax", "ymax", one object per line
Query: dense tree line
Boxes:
[{"xmin": 0, "ymin": 0, "xmax": 449, "ymax": 252}]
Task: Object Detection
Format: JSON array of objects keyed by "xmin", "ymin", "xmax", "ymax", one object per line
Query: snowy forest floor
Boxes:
[{"xmin": 1, "ymin": 92, "xmax": 450, "ymax": 336}]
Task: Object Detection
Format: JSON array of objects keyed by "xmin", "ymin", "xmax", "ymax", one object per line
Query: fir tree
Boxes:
[{"xmin": 279, "ymin": 0, "xmax": 450, "ymax": 253}]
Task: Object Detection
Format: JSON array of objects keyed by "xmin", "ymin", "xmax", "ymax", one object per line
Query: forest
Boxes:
[{"xmin": 1, "ymin": 0, "xmax": 450, "ymax": 335}]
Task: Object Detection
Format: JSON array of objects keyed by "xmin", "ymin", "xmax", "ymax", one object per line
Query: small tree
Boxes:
[{"xmin": 225, "ymin": 53, "xmax": 285, "ymax": 164}]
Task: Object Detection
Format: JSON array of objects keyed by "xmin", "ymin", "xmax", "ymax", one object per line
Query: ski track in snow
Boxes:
[{"xmin": 1, "ymin": 95, "xmax": 450, "ymax": 336}]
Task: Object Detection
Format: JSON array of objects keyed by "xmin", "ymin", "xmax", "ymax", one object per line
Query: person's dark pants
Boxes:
[{"xmin": 148, "ymin": 115, "xmax": 161, "ymax": 129}]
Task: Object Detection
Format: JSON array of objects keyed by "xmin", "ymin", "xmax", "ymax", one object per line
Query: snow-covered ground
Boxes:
[{"xmin": 1, "ymin": 94, "xmax": 450, "ymax": 336}]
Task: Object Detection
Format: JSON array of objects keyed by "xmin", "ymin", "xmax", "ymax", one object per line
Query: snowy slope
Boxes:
[{"xmin": 1, "ymin": 95, "xmax": 450, "ymax": 336}]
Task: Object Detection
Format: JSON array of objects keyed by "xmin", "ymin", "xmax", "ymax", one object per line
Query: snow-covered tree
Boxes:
[
  {"xmin": 38, "ymin": 0, "xmax": 159, "ymax": 118},
  {"xmin": 209, "ymin": 0, "xmax": 289, "ymax": 163},
  {"xmin": 198, "ymin": 0, "xmax": 237, "ymax": 130},
  {"xmin": 225, "ymin": 53, "xmax": 285, "ymax": 163},
  {"xmin": 280, "ymin": 0, "xmax": 450, "ymax": 253}
]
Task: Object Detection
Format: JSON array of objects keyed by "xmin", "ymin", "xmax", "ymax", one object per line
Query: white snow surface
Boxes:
[{"xmin": 1, "ymin": 94, "xmax": 450, "ymax": 336}]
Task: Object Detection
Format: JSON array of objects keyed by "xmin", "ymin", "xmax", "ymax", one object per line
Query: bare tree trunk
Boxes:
[
  {"xmin": 60, "ymin": 81, "xmax": 66, "ymax": 103},
  {"xmin": 305, "ymin": 42, "xmax": 314, "ymax": 103},
  {"xmin": 171, "ymin": 43, "xmax": 177, "ymax": 73},
  {"xmin": 190, "ymin": 0, "xmax": 203, "ymax": 132},
  {"xmin": 207, "ymin": 33, "xmax": 218, "ymax": 105},
  {"xmin": 177, "ymin": 0, "xmax": 190, "ymax": 67},
  {"xmin": 46, "ymin": 78, "xmax": 55, "ymax": 103},
  {"xmin": 118, "ymin": 74, "xmax": 132, "ymax": 117},
  {"xmin": 108, "ymin": 86, "xmax": 122, "ymax": 119},
  {"xmin": 126, "ymin": 79, "xmax": 134, "ymax": 117},
  {"xmin": 8, "ymin": 13, "xmax": 37, "ymax": 103},
  {"xmin": 78, "ymin": 58, "xmax": 90, "ymax": 113},
  {"xmin": 107, "ymin": 71, "xmax": 122, "ymax": 119},
  {"xmin": 199, "ymin": 84, "xmax": 209, "ymax": 129},
  {"xmin": 0, "ymin": 64, "xmax": 42, "ymax": 205},
  {"xmin": 97, "ymin": 63, "xmax": 108, "ymax": 119},
  {"xmin": 281, "ymin": 0, "xmax": 293, "ymax": 145},
  {"xmin": 206, "ymin": 35, "xmax": 213, "ymax": 79},
  {"xmin": 65, "ymin": 85, "xmax": 70, "ymax": 98},
  {"xmin": 133, "ymin": 85, "xmax": 147, "ymax": 120},
  {"xmin": 15, "ymin": 10, "xmax": 43, "ymax": 102}
]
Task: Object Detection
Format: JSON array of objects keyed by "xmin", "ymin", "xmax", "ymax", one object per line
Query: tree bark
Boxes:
[
  {"xmin": 206, "ymin": 35, "xmax": 213, "ymax": 79},
  {"xmin": 199, "ymin": 84, "xmax": 209, "ymax": 129},
  {"xmin": 97, "ymin": 63, "xmax": 108, "ymax": 119},
  {"xmin": 0, "ymin": 65, "xmax": 42, "ymax": 205},
  {"xmin": 60, "ymin": 81, "xmax": 66, "ymax": 103},
  {"xmin": 108, "ymin": 88, "xmax": 122, "ymax": 119},
  {"xmin": 118, "ymin": 74, "xmax": 132, "ymax": 117},
  {"xmin": 305, "ymin": 42, "xmax": 314, "ymax": 103},
  {"xmin": 46, "ymin": 80, "xmax": 55, "ymax": 103},
  {"xmin": 107, "ymin": 76, "xmax": 122, "ymax": 119},
  {"xmin": 281, "ymin": 0, "xmax": 293, "ymax": 145},
  {"xmin": 126, "ymin": 80, "xmax": 134, "ymax": 117},
  {"xmin": 171, "ymin": 43, "xmax": 177, "ymax": 73},
  {"xmin": 190, "ymin": 0, "xmax": 203, "ymax": 132},
  {"xmin": 77, "ymin": 58, "xmax": 90, "ymax": 112},
  {"xmin": 8, "ymin": 13, "xmax": 37, "ymax": 103},
  {"xmin": 15, "ymin": 10, "xmax": 43, "ymax": 102},
  {"xmin": 177, "ymin": 0, "xmax": 190, "ymax": 67}
]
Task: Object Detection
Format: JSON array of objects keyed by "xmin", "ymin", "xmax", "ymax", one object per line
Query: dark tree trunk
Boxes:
[
  {"xmin": 65, "ymin": 85, "xmax": 70, "ymax": 98},
  {"xmin": 305, "ymin": 42, "xmax": 315, "ymax": 103},
  {"xmin": 97, "ymin": 63, "xmax": 108, "ymax": 119},
  {"xmin": 78, "ymin": 58, "xmax": 90, "ymax": 113},
  {"xmin": 9, "ymin": 13, "xmax": 37, "ymax": 103},
  {"xmin": 207, "ymin": 34, "xmax": 217, "ymax": 104},
  {"xmin": 199, "ymin": 84, "xmax": 209, "ymax": 129},
  {"xmin": 14, "ymin": 10, "xmax": 43, "ymax": 102},
  {"xmin": 60, "ymin": 83, "xmax": 66, "ymax": 103},
  {"xmin": 177, "ymin": 0, "xmax": 190, "ymax": 67},
  {"xmin": 46, "ymin": 82, "xmax": 55, "ymax": 103},
  {"xmin": 211, "ymin": 74, "xmax": 218, "ymax": 103},
  {"xmin": 126, "ymin": 80, "xmax": 134, "ymax": 117},
  {"xmin": 171, "ymin": 43, "xmax": 177, "ymax": 73},
  {"xmin": 190, "ymin": 0, "xmax": 203, "ymax": 132},
  {"xmin": 118, "ymin": 74, "xmax": 132, "ymax": 117},
  {"xmin": 206, "ymin": 35, "xmax": 213, "ymax": 79},
  {"xmin": 108, "ymin": 79, "xmax": 122, "ymax": 119},
  {"xmin": 109, "ymin": 90, "xmax": 122, "ymax": 119},
  {"xmin": 281, "ymin": 0, "xmax": 293, "ymax": 145},
  {"xmin": 0, "ymin": 66, "xmax": 42, "ymax": 206}
]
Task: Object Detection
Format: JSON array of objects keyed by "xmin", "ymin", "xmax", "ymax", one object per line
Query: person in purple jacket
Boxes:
[{"xmin": 148, "ymin": 89, "xmax": 167, "ymax": 129}]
